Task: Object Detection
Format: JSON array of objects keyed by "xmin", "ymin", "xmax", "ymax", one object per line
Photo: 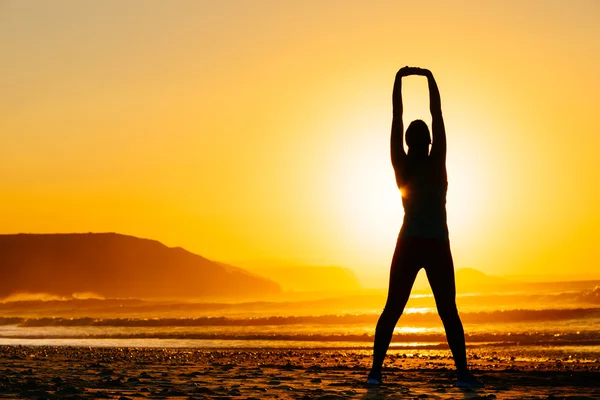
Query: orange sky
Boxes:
[{"xmin": 1, "ymin": 1, "xmax": 599, "ymax": 286}]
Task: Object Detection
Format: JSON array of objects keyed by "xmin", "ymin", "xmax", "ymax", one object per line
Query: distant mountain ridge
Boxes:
[
  {"xmin": 241, "ymin": 265, "xmax": 363, "ymax": 293},
  {"xmin": 0, "ymin": 233, "xmax": 281, "ymax": 299}
]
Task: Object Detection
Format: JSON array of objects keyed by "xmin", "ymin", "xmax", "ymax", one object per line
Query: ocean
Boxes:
[{"xmin": 1, "ymin": 281, "xmax": 599, "ymax": 362}]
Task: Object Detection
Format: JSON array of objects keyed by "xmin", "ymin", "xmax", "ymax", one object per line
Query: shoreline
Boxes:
[
  {"xmin": 2, "ymin": 337, "xmax": 600, "ymax": 353},
  {"xmin": 0, "ymin": 346, "xmax": 598, "ymax": 399}
]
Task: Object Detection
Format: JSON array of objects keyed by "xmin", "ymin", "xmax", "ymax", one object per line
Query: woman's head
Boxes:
[{"xmin": 405, "ymin": 120, "xmax": 431, "ymax": 152}]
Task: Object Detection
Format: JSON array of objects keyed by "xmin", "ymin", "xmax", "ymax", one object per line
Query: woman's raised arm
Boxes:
[
  {"xmin": 423, "ymin": 69, "xmax": 446, "ymax": 163},
  {"xmin": 390, "ymin": 66, "xmax": 420, "ymax": 167}
]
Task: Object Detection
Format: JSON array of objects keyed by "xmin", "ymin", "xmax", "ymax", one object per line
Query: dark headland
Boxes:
[{"xmin": 0, "ymin": 233, "xmax": 281, "ymax": 299}]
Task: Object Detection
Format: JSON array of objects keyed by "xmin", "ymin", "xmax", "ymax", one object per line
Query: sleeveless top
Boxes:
[{"xmin": 398, "ymin": 157, "xmax": 449, "ymax": 240}]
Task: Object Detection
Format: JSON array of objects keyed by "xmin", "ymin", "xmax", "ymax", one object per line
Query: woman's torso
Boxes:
[{"xmin": 398, "ymin": 157, "xmax": 448, "ymax": 239}]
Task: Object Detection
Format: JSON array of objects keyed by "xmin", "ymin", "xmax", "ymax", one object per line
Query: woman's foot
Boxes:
[
  {"xmin": 366, "ymin": 370, "xmax": 383, "ymax": 385},
  {"xmin": 456, "ymin": 370, "xmax": 484, "ymax": 388}
]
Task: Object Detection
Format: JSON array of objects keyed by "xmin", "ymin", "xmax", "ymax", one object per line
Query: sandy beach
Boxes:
[{"xmin": 0, "ymin": 346, "xmax": 598, "ymax": 399}]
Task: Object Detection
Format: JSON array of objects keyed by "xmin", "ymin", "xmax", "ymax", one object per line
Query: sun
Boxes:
[{"xmin": 326, "ymin": 120, "xmax": 489, "ymax": 271}]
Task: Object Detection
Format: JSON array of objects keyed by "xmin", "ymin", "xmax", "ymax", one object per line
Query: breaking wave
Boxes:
[{"xmin": 0, "ymin": 307, "xmax": 599, "ymax": 327}]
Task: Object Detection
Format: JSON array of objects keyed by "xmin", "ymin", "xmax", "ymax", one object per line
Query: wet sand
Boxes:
[{"xmin": 0, "ymin": 346, "xmax": 598, "ymax": 399}]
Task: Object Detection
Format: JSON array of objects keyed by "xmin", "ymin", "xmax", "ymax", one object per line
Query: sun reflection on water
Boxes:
[
  {"xmin": 393, "ymin": 326, "xmax": 441, "ymax": 334},
  {"xmin": 404, "ymin": 307, "xmax": 434, "ymax": 314}
]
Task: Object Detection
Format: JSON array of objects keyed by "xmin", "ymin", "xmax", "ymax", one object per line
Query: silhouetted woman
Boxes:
[{"xmin": 367, "ymin": 67, "xmax": 482, "ymax": 388}]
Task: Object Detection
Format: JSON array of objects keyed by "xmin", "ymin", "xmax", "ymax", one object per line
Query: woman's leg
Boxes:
[
  {"xmin": 371, "ymin": 236, "xmax": 421, "ymax": 374},
  {"xmin": 424, "ymin": 239, "xmax": 468, "ymax": 373}
]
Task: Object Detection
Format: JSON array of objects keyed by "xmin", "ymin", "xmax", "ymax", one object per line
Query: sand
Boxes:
[{"xmin": 0, "ymin": 346, "xmax": 598, "ymax": 399}]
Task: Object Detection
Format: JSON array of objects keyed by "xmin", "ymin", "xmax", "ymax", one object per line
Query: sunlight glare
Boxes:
[{"xmin": 331, "ymin": 115, "xmax": 403, "ymax": 262}]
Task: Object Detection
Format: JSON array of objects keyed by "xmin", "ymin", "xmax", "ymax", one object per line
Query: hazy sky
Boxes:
[{"xmin": 2, "ymin": 0, "xmax": 599, "ymax": 285}]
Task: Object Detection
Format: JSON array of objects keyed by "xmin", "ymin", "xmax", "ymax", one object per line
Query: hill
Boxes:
[
  {"xmin": 412, "ymin": 267, "xmax": 515, "ymax": 293},
  {"xmin": 455, "ymin": 267, "xmax": 514, "ymax": 289},
  {"xmin": 0, "ymin": 233, "xmax": 281, "ymax": 300}
]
